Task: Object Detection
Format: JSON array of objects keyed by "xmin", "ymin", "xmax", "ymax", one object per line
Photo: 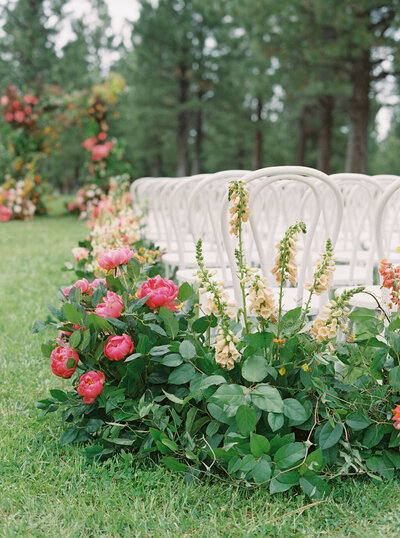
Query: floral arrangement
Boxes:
[
  {"xmin": 35, "ymin": 181, "xmax": 399, "ymax": 499},
  {"xmin": 0, "ymin": 175, "xmax": 47, "ymax": 221},
  {"xmin": 67, "ymin": 184, "xmax": 104, "ymax": 219},
  {"xmin": 0, "ymin": 86, "xmax": 52, "ymax": 220},
  {"xmin": 1, "ymin": 86, "xmax": 39, "ymax": 128},
  {"xmin": 66, "ymin": 174, "xmax": 163, "ymax": 279}
]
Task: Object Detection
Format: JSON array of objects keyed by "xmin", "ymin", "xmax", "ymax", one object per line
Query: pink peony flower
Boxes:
[
  {"xmin": 95, "ymin": 291, "xmax": 123, "ymax": 318},
  {"xmin": 1, "ymin": 95, "xmax": 9, "ymax": 106},
  {"xmin": 138, "ymin": 275, "xmax": 180, "ymax": 311},
  {"xmin": 24, "ymin": 106, "xmax": 32, "ymax": 114},
  {"xmin": 104, "ymin": 333, "xmax": 134, "ymax": 361},
  {"xmin": 14, "ymin": 110, "xmax": 25, "ymax": 123},
  {"xmin": 98, "ymin": 131, "xmax": 107, "ymax": 141},
  {"xmin": 91, "ymin": 142, "xmax": 113, "ymax": 162},
  {"xmin": 0, "ymin": 204, "xmax": 12, "ymax": 222},
  {"xmin": 81, "ymin": 137, "xmax": 98, "ymax": 151},
  {"xmin": 91, "ymin": 278, "xmax": 107, "ymax": 289},
  {"xmin": 97, "ymin": 246, "xmax": 135, "ymax": 271},
  {"xmin": 77, "ymin": 371, "xmax": 105, "ymax": 404},
  {"xmin": 50, "ymin": 344, "xmax": 79, "ymax": 378},
  {"xmin": 5, "ymin": 112, "xmax": 13, "ymax": 122}
]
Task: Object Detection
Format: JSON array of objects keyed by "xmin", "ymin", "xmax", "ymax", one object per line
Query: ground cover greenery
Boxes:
[{"xmin": 0, "ymin": 210, "xmax": 399, "ymax": 536}]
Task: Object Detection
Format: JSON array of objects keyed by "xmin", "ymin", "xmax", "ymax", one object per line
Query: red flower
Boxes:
[
  {"xmin": 104, "ymin": 333, "xmax": 134, "ymax": 361},
  {"xmin": 77, "ymin": 371, "xmax": 105, "ymax": 404},
  {"xmin": 138, "ymin": 275, "xmax": 180, "ymax": 311},
  {"xmin": 95, "ymin": 291, "xmax": 123, "ymax": 318},
  {"xmin": 50, "ymin": 344, "xmax": 79, "ymax": 378}
]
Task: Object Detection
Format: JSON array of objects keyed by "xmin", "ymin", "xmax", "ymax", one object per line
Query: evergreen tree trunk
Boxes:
[
  {"xmin": 192, "ymin": 89, "xmax": 204, "ymax": 175},
  {"xmin": 152, "ymin": 153, "xmax": 162, "ymax": 176},
  {"xmin": 252, "ymin": 97, "xmax": 263, "ymax": 169},
  {"xmin": 177, "ymin": 67, "xmax": 189, "ymax": 176},
  {"xmin": 317, "ymin": 95, "xmax": 334, "ymax": 173},
  {"xmin": 297, "ymin": 109, "xmax": 308, "ymax": 166},
  {"xmin": 346, "ymin": 50, "xmax": 371, "ymax": 173}
]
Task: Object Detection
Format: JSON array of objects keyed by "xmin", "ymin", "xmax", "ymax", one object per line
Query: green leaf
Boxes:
[
  {"xmin": 363, "ymin": 425, "xmax": 384, "ymax": 448},
  {"xmin": 62, "ymin": 303, "xmax": 84, "ymax": 325},
  {"xmin": 162, "ymin": 390, "xmax": 184, "ymax": 404},
  {"xmin": 78, "ymin": 329, "xmax": 91, "ymax": 351},
  {"xmin": 179, "ymin": 340, "xmax": 196, "ymax": 360},
  {"xmin": 252, "ymin": 456, "xmax": 272, "ymax": 484},
  {"xmin": 86, "ymin": 419, "xmax": 104, "ymax": 433},
  {"xmin": 168, "ymin": 363, "xmax": 196, "ymax": 384},
  {"xmin": 178, "ymin": 282, "xmax": 192, "ymax": 301},
  {"xmin": 319, "ymin": 422, "xmax": 343, "ymax": 450},
  {"xmin": 69, "ymin": 330, "xmax": 83, "ymax": 349},
  {"xmin": 124, "ymin": 352, "xmax": 142, "ymax": 362},
  {"xmin": 192, "ymin": 316, "xmax": 210, "ymax": 334},
  {"xmin": 158, "ymin": 307, "xmax": 179, "ymax": 339},
  {"xmin": 283, "ymin": 399, "xmax": 308, "ymax": 423},
  {"xmin": 199, "ymin": 375, "xmax": 227, "ymax": 390},
  {"xmin": 212, "ymin": 384, "xmax": 246, "ymax": 408},
  {"xmin": 348, "ymin": 308, "xmax": 377, "ymax": 321},
  {"xmin": 250, "ymin": 433, "xmax": 270, "ymax": 458},
  {"xmin": 346, "ymin": 413, "xmax": 372, "ymax": 431},
  {"xmin": 157, "ymin": 353, "xmax": 183, "ymax": 367},
  {"xmin": 389, "ymin": 366, "xmax": 400, "ymax": 390},
  {"xmin": 126, "ymin": 257, "xmax": 141, "ymax": 281},
  {"xmin": 49, "ymin": 389, "xmax": 67, "ymax": 402},
  {"xmin": 366, "ymin": 456, "xmax": 394, "ymax": 480},
  {"xmin": 86, "ymin": 313, "xmax": 113, "ymax": 333},
  {"xmin": 251, "ymin": 384, "xmax": 283, "ymax": 413},
  {"xmin": 302, "ymin": 449, "xmax": 326, "ymax": 473},
  {"xmin": 161, "ymin": 438, "xmax": 179, "ymax": 452},
  {"xmin": 148, "ymin": 323, "xmax": 167, "ymax": 337},
  {"xmin": 31, "ymin": 320, "xmax": 48, "ymax": 334},
  {"xmin": 161, "ymin": 456, "xmax": 188, "ymax": 472},
  {"xmin": 60, "ymin": 426, "xmax": 78, "ymax": 446},
  {"xmin": 300, "ymin": 474, "xmax": 330, "ymax": 499},
  {"xmin": 236, "ymin": 405, "xmax": 257, "ymax": 436},
  {"xmin": 242, "ymin": 354, "xmax": 269, "ymax": 382},
  {"xmin": 268, "ymin": 412, "xmax": 284, "ymax": 432},
  {"xmin": 274, "ymin": 442, "xmax": 307, "ymax": 470},
  {"xmin": 66, "ymin": 357, "xmax": 76, "ymax": 369}
]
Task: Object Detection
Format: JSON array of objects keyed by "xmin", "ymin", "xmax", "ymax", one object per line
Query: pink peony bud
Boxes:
[
  {"xmin": 50, "ymin": 344, "xmax": 79, "ymax": 378},
  {"xmin": 1, "ymin": 95, "xmax": 9, "ymax": 106},
  {"xmin": 77, "ymin": 371, "xmax": 105, "ymax": 404},
  {"xmin": 104, "ymin": 333, "xmax": 134, "ymax": 361},
  {"xmin": 138, "ymin": 275, "xmax": 180, "ymax": 311}
]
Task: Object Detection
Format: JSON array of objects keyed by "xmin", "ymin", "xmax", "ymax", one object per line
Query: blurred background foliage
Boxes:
[{"xmin": 0, "ymin": 0, "xmax": 400, "ymax": 191}]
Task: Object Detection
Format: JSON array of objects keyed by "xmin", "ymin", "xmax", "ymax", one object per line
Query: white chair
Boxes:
[
  {"xmin": 220, "ymin": 166, "xmax": 343, "ymax": 313},
  {"xmin": 175, "ymin": 170, "xmax": 250, "ymax": 284},
  {"xmin": 329, "ymin": 173, "xmax": 383, "ymax": 286},
  {"xmin": 338, "ymin": 178, "xmax": 400, "ymax": 309}
]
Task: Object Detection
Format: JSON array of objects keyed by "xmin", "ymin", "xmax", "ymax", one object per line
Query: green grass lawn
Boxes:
[{"xmin": 1, "ymin": 215, "xmax": 399, "ymax": 537}]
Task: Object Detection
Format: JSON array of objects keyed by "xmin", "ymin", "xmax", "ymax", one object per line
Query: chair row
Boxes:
[{"xmin": 131, "ymin": 167, "xmax": 400, "ymax": 312}]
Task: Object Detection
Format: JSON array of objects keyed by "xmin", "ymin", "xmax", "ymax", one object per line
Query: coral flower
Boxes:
[
  {"xmin": 392, "ymin": 404, "xmax": 400, "ymax": 431},
  {"xmin": 0, "ymin": 203, "xmax": 12, "ymax": 221},
  {"xmin": 97, "ymin": 246, "xmax": 135, "ymax": 271},
  {"xmin": 81, "ymin": 137, "xmax": 98, "ymax": 151},
  {"xmin": 95, "ymin": 291, "xmax": 123, "ymax": 318},
  {"xmin": 104, "ymin": 333, "xmax": 134, "ymax": 361},
  {"xmin": 50, "ymin": 344, "xmax": 79, "ymax": 378},
  {"xmin": 63, "ymin": 278, "xmax": 92, "ymax": 296},
  {"xmin": 138, "ymin": 275, "xmax": 180, "ymax": 311},
  {"xmin": 77, "ymin": 371, "xmax": 105, "ymax": 404}
]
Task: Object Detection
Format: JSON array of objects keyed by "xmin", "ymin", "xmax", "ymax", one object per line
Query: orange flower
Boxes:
[
  {"xmin": 273, "ymin": 338, "xmax": 286, "ymax": 344},
  {"xmin": 392, "ymin": 405, "xmax": 400, "ymax": 430}
]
